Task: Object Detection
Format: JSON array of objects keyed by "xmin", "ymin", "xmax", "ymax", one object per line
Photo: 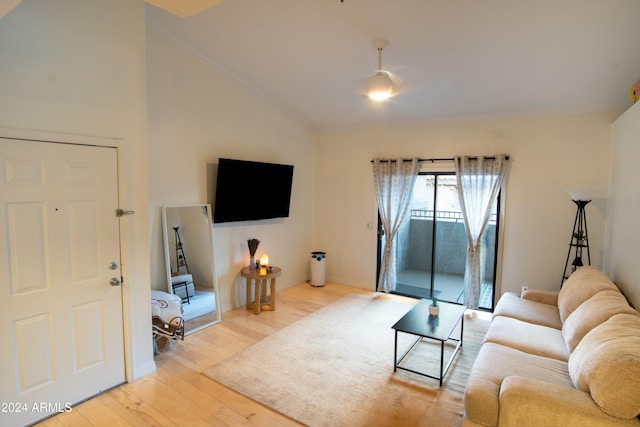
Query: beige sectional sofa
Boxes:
[{"xmin": 464, "ymin": 266, "xmax": 640, "ymax": 426}]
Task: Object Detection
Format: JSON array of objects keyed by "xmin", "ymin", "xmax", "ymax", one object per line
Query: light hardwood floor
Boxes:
[{"xmin": 35, "ymin": 282, "xmax": 375, "ymax": 427}]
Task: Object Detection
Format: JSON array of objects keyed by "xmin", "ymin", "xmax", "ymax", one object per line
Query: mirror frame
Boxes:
[{"xmin": 162, "ymin": 204, "xmax": 221, "ymax": 334}]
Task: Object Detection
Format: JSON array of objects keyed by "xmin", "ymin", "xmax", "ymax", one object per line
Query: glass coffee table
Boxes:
[{"xmin": 392, "ymin": 299, "xmax": 466, "ymax": 386}]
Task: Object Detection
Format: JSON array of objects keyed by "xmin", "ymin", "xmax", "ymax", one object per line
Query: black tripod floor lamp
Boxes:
[{"xmin": 562, "ymin": 191, "xmax": 594, "ymax": 286}]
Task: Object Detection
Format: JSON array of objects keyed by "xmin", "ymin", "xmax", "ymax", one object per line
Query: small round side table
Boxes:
[{"xmin": 240, "ymin": 266, "xmax": 282, "ymax": 314}]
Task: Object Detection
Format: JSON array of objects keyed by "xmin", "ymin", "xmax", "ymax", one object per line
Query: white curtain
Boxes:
[
  {"xmin": 455, "ymin": 155, "xmax": 508, "ymax": 309},
  {"xmin": 372, "ymin": 158, "xmax": 420, "ymax": 293}
]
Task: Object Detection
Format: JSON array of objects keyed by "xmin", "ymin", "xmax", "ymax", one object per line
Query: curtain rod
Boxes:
[{"xmin": 370, "ymin": 155, "xmax": 509, "ymax": 163}]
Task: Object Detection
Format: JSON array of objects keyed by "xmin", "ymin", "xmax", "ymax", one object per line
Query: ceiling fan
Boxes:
[{"xmin": 367, "ymin": 38, "xmax": 401, "ymax": 101}]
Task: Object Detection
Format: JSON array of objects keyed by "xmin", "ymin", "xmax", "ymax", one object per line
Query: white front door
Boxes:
[{"xmin": 0, "ymin": 139, "xmax": 125, "ymax": 426}]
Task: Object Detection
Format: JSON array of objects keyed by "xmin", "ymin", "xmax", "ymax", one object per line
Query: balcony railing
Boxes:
[{"xmin": 410, "ymin": 208, "xmax": 497, "ymax": 223}]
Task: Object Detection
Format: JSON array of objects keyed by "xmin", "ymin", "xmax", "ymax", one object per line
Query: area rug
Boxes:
[{"xmin": 204, "ymin": 293, "xmax": 489, "ymax": 427}]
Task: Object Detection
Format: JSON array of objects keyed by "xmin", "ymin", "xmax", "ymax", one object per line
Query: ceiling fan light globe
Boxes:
[
  {"xmin": 368, "ymin": 73, "xmax": 393, "ymax": 101},
  {"xmin": 369, "ymin": 90, "xmax": 392, "ymax": 101}
]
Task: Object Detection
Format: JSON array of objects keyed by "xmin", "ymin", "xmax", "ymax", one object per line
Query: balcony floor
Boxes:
[{"xmin": 395, "ymin": 268, "xmax": 494, "ymax": 309}]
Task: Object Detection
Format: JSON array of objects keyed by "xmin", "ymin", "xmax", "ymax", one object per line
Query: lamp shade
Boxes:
[
  {"xmin": 567, "ymin": 190, "xmax": 597, "ymax": 201},
  {"xmin": 368, "ymin": 72, "xmax": 392, "ymax": 101}
]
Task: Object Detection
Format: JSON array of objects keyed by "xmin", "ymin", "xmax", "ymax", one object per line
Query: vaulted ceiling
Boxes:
[
  {"xmin": 145, "ymin": 0, "xmax": 226, "ymax": 18},
  {"xmin": 9, "ymin": 0, "xmax": 640, "ymax": 131},
  {"xmin": 146, "ymin": 0, "xmax": 640, "ymax": 130}
]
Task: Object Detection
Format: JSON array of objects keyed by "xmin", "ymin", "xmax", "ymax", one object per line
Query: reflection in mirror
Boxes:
[{"xmin": 162, "ymin": 204, "xmax": 221, "ymax": 335}]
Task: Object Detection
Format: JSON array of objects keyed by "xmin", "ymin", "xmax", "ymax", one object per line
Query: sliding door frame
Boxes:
[{"xmin": 375, "ymin": 171, "xmax": 502, "ymax": 311}]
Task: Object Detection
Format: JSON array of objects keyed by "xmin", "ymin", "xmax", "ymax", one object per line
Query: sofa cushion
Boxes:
[
  {"xmin": 562, "ymin": 289, "xmax": 638, "ymax": 352},
  {"xmin": 484, "ymin": 316, "xmax": 569, "ymax": 361},
  {"xmin": 498, "ymin": 376, "xmax": 640, "ymax": 427},
  {"xmin": 557, "ymin": 267, "xmax": 619, "ymax": 323},
  {"xmin": 465, "ymin": 342, "xmax": 572, "ymax": 426},
  {"xmin": 568, "ymin": 313, "xmax": 640, "ymax": 419},
  {"xmin": 493, "ymin": 292, "xmax": 562, "ymax": 329}
]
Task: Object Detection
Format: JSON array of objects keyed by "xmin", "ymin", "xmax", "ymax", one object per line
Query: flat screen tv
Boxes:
[{"xmin": 213, "ymin": 158, "xmax": 294, "ymax": 223}]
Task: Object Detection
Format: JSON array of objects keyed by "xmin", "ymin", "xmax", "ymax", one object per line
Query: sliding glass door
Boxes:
[{"xmin": 378, "ymin": 172, "xmax": 499, "ymax": 310}]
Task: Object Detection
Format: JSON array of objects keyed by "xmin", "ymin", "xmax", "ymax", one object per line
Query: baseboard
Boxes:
[{"xmin": 131, "ymin": 360, "xmax": 157, "ymax": 380}]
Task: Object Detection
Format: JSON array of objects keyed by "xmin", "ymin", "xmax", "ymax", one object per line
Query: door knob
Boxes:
[
  {"xmin": 109, "ymin": 262, "xmax": 119, "ymax": 270},
  {"xmin": 110, "ymin": 277, "xmax": 121, "ymax": 286}
]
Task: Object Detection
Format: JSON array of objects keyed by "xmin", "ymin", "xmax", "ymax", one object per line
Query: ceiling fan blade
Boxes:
[{"xmin": 378, "ymin": 70, "xmax": 402, "ymax": 84}]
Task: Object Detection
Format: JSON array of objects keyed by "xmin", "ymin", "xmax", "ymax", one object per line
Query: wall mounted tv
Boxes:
[{"xmin": 213, "ymin": 158, "xmax": 294, "ymax": 223}]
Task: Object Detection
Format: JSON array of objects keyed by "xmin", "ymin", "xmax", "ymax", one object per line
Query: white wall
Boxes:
[
  {"xmin": 0, "ymin": 0, "xmax": 153, "ymax": 379},
  {"xmin": 315, "ymin": 111, "xmax": 618, "ymax": 298},
  {"xmin": 606, "ymin": 102, "xmax": 640, "ymax": 307},
  {"xmin": 146, "ymin": 26, "xmax": 317, "ymax": 312}
]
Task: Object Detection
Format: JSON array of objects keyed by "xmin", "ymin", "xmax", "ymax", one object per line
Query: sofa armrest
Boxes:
[
  {"xmin": 499, "ymin": 376, "xmax": 640, "ymax": 426},
  {"xmin": 521, "ymin": 289, "xmax": 558, "ymax": 306},
  {"xmin": 465, "ymin": 377, "xmax": 500, "ymax": 426}
]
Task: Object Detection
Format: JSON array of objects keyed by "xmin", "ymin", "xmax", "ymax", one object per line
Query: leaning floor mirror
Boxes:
[{"xmin": 162, "ymin": 204, "xmax": 221, "ymax": 335}]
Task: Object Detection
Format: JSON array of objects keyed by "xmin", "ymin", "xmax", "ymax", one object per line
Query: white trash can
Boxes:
[{"xmin": 310, "ymin": 251, "xmax": 326, "ymax": 287}]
